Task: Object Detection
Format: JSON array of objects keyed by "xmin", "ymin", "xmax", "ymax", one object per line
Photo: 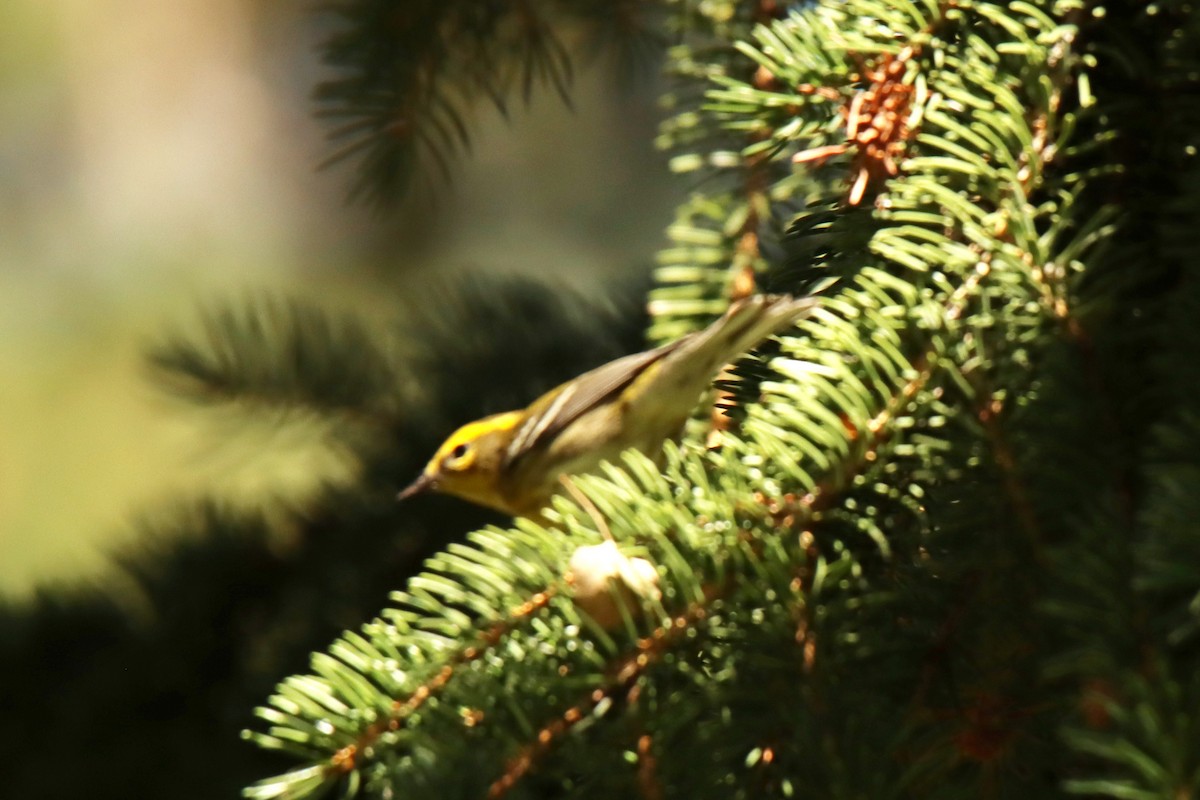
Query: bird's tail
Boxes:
[{"xmin": 666, "ymin": 292, "xmax": 820, "ymax": 384}]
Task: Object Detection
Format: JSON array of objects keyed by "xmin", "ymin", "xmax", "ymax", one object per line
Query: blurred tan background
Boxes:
[{"xmin": 0, "ymin": 0, "xmax": 675, "ymax": 595}]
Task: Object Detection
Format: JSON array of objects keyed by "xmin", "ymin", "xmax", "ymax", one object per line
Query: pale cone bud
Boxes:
[{"xmin": 568, "ymin": 541, "xmax": 661, "ymax": 630}]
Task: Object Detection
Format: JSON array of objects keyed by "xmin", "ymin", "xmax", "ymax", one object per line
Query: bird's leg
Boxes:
[{"xmin": 558, "ymin": 474, "xmax": 613, "ymax": 542}]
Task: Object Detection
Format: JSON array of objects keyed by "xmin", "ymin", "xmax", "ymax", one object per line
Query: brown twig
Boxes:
[
  {"xmin": 487, "ymin": 593, "xmax": 718, "ymax": 797},
  {"xmin": 325, "ymin": 587, "xmax": 557, "ymax": 776}
]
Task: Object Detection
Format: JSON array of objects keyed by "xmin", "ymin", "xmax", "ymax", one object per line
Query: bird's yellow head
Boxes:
[{"xmin": 397, "ymin": 411, "xmax": 524, "ymax": 513}]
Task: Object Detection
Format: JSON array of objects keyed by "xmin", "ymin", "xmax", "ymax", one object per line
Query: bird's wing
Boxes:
[
  {"xmin": 503, "ymin": 339, "xmax": 685, "ymax": 466},
  {"xmin": 503, "ymin": 294, "xmax": 820, "ymax": 469}
]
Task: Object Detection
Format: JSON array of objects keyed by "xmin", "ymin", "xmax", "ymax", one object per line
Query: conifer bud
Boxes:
[{"xmin": 567, "ymin": 541, "xmax": 660, "ymax": 630}]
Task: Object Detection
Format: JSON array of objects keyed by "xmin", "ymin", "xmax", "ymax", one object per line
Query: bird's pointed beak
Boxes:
[{"xmin": 397, "ymin": 472, "xmax": 436, "ymax": 502}]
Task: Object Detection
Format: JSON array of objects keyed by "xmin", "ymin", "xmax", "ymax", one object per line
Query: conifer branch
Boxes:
[
  {"xmin": 239, "ymin": 2, "xmax": 1200, "ymax": 798},
  {"xmin": 319, "ymin": 588, "xmax": 558, "ymax": 781},
  {"xmin": 487, "ymin": 588, "xmax": 718, "ymax": 798},
  {"xmin": 489, "ymin": 263, "xmax": 971, "ymax": 795}
]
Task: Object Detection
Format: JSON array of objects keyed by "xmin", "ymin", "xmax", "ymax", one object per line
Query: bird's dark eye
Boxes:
[{"xmin": 450, "ymin": 443, "xmax": 469, "ymax": 460}]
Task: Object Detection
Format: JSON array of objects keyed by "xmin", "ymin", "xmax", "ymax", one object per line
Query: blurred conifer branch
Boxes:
[
  {"xmin": 314, "ymin": 0, "xmax": 666, "ymax": 204},
  {"xmin": 148, "ymin": 296, "xmax": 400, "ymax": 422}
]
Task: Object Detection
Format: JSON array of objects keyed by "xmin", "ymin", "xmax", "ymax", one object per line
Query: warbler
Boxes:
[{"xmin": 397, "ymin": 293, "xmax": 818, "ymax": 517}]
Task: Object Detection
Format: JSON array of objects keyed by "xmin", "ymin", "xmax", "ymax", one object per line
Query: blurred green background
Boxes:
[{"xmin": 0, "ymin": 0, "xmax": 676, "ymax": 596}]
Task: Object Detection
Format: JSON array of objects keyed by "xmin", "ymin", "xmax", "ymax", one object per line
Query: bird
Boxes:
[{"xmin": 397, "ymin": 293, "xmax": 819, "ymax": 517}]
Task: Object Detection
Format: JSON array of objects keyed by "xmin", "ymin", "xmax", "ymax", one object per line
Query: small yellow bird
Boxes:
[{"xmin": 397, "ymin": 293, "xmax": 818, "ymax": 516}]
